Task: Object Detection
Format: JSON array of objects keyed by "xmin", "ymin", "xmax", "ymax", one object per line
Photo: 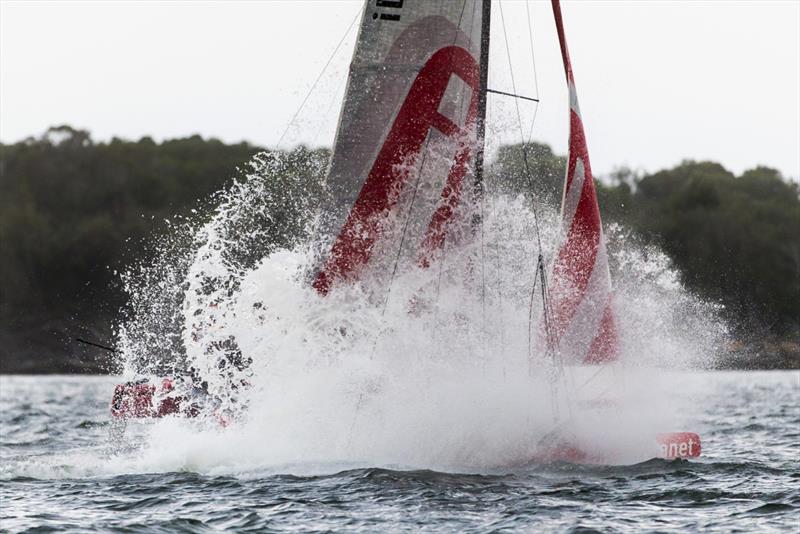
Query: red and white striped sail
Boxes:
[
  {"xmin": 313, "ymin": 0, "xmax": 488, "ymax": 295},
  {"xmin": 548, "ymin": 0, "xmax": 618, "ymax": 364}
]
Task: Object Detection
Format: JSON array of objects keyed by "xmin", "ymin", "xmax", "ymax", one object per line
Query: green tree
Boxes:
[
  {"xmin": 482, "ymin": 144, "xmax": 800, "ymax": 339},
  {"xmin": 0, "ymin": 127, "xmax": 262, "ymax": 372},
  {"xmin": 630, "ymin": 162, "xmax": 799, "ymax": 335},
  {"xmin": 486, "ymin": 142, "xmax": 566, "ymax": 208}
]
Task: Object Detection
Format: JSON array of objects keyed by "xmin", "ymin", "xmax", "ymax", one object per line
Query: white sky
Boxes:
[{"xmin": 1, "ymin": 0, "xmax": 798, "ymax": 179}]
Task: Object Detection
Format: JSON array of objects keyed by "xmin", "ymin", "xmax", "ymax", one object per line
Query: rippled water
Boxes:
[{"xmin": 1, "ymin": 371, "xmax": 797, "ymax": 532}]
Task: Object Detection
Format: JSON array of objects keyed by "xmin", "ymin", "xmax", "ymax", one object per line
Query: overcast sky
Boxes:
[{"xmin": 1, "ymin": 0, "xmax": 798, "ymax": 179}]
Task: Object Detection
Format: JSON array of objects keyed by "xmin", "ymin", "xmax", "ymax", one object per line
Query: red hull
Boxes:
[
  {"xmin": 535, "ymin": 432, "xmax": 702, "ymax": 464},
  {"xmin": 110, "ymin": 378, "xmax": 193, "ymax": 419}
]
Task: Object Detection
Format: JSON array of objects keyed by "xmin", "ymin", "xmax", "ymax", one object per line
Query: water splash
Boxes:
[{"xmin": 111, "ymin": 150, "xmax": 728, "ymax": 473}]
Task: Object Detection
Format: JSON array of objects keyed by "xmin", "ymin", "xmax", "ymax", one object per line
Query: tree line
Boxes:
[{"xmin": 1, "ymin": 126, "xmax": 797, "ymax": 372}]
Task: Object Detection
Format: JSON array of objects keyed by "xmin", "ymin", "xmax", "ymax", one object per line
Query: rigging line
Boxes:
[
  {"xmin": 364, "ymin": 0, "xmax": 474, "ymax": 368},
  {"xmin": 275, "ymin": 6, "xmax": 361, "ymax": 148},
  {"xmin": 345, "ymin": 391, "xmax": 364, "ymax": 449},
  {"xmin": 482, "ymin": 149, "xmax": 507, "ymax": 360},
  {"xmin": 527, "ymin": 255, "xmax": 542, "ymax": 371},
  {"xmin": 497, "ymin": 0, "xmax": 543, "ymax": 253},
  {"xmin": 539, "ymin": 238, "xmax": 576, "ymax": 403},
  {"xmin": 432, "ymin": 0, "xmax": 475, "ymax": 330},
  {"xmin": 478, "ymin": 73, "xmax": 492, "ymax": 347},
  {"xmin": 381, "ymin": 142, "xmax": 430, "ymax": 315},
  {"xmin": 541, "ymin": 261, "xmax": 574, "ymax": 421},
  {"xmin": 499, "ymin": 0, "xmax": 556, "ymax": 371},
  {"xmin": 524, "ymin": 0, "xmax": 540, "ymax": 144},
  {"xmin": 483, "ymin": 87, "xmax": 511, "ymax": 364},
  {"xmin": 369, "ymin": 0, "xmax": 472, "ymax": 367},
  {"xmin": 381, "ymin": 0, "xmax": 470, "ymax": 316},
  {"xmin": 434, "ymin": 0, "xmax": 477, "ymax": 312},
  {"xmin": 310, "ymin": 71, "xmax": 348, "ymax": 148},
  {"xmin": 567, "ymin": 345, "xmax": 622, "ymax": 398},
  {"xmin": 525, "ymin": 101, "xmax": 540, "ymax": 149},
  {"xmin": 539, "ymin": 259, "xmax": 563, "ymax": 423},
  {"xmin": 538, "ymin": 259, "xmax": 555, "ymax": 364},
  {"xmin": 541, "ymin": 263, "xmax": 560, "ymax": 371},
  {"xmin": 431, "ymin": 245, "xmax": 446, "ymax": 343},
  {"xmin": 579, "ymin": 363, "xmax": 607, "ymax": 390},
  {"xmin": 525, "ymin": 0, "xmax": 540, "ymax": 98},
  {"xmin": 477, "ymin": 155, "xmax": 485, "ymax": 339},
  {"xmin": 485, "ymin": 88, "xmax": 539, "ymax": 102}
]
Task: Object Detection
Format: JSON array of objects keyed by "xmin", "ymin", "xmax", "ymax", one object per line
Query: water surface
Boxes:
[{"xmin": 1, "ymin": 371, "xmax": 797, "ymax": 532}]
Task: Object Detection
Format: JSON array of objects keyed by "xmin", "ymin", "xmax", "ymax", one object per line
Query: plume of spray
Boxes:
[{"xmin": 113, "ymin": 150, "xmax": 728, "ymax": 475}]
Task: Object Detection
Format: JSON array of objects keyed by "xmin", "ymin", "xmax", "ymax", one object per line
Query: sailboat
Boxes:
[
  {"xmin": 307, "ymin": 0, "xmax": 700, "ymax": 463},
  {"xmin": 110, "ymin": 0, "xmax": 701, "ymax": 463}
]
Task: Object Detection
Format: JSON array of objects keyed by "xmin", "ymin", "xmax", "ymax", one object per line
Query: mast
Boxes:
[{"xmin": 473, "ymin": 0, "xmax": 492, "ymax": 203}]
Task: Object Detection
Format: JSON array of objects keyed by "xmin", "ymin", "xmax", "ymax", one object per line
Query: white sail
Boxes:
[{"xmin": 313, "ymin": 0, "xmax": 489, "ymax": 295}]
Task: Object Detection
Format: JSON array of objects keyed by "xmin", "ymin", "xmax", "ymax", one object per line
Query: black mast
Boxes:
[{"xmin": 473, "ymin": 0, "xmax": 491, "ymax": 221}]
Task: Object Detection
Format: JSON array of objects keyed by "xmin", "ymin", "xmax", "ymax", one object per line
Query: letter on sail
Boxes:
[
  {"xmin": 312, "ymin": 0, "xmax": 487, "ymax": 295},
  {"xmin": 549, "ymin": 0, "xmax": 618, "ymax": 364}
]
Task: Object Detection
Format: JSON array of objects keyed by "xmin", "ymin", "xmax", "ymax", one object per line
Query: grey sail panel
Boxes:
[{"xmin": 313, "ymin": 0, "xmax": 486, "ymax": 295}]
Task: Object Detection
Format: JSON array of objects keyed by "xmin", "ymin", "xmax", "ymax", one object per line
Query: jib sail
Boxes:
[{"xmin": 548, "ymin": 0, "xmax": 618, "ymax": 364}]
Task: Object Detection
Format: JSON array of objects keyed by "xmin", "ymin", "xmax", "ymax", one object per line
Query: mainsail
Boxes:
[
  {"xmin": 548, "ymin": 0, "xmax": 618, "ymax": 364},
  {"xmin": 312, "ymin": 0, "xmax": 490, "ymax": 295}
]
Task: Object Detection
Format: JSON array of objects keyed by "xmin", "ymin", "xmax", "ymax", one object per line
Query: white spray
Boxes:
[{"xmin": 113, "ymin": 151, "xmax": 727, "ymax": 474}]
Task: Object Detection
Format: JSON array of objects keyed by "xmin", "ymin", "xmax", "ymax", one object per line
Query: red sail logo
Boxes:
[{"xmin": 314, "ymin": 46, "xmax": 479, "ymax": 295}]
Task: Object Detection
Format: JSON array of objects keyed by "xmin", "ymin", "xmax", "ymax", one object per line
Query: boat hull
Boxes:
[{"xmin": 534, "ymin": 432, "xmax": 702, "ymax": 465}]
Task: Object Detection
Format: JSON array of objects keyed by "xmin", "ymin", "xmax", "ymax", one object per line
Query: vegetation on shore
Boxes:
[
  {"xmin": 1, "ymin": 126, "xmax": 797, "ymax": 372},
  {"xmin": 490, "ymin": 143, "xmax": 800, "ymax": 339}
]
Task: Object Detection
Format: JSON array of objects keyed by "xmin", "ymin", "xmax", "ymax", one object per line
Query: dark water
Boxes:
[{"xmin": 1, "ymin": 372, "xmax": 798, "ymax": 532}]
